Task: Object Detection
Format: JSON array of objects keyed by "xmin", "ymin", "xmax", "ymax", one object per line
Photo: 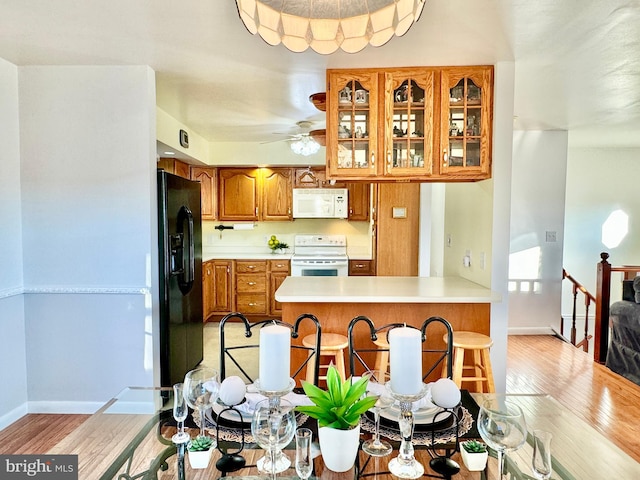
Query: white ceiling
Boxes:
[{"xmin": 1, "ymin": 0, "xmax": 640, "ymax": 148}]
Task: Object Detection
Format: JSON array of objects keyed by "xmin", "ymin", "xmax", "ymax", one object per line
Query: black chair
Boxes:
[
  {"xmin": 219, "ymin": 312, "xmax": 321, "ymax": 386},
  {"xmin": 347, "ymin": 315, "xmax": 454, "ymax": 381},
  {"xmin": 347, "ymin": 315, "xmax": 459, "ymax": 480}
]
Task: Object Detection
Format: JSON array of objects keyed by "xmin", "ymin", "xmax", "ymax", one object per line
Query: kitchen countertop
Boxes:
[
  {"xmin": 275, "ymin": 276, "xmax": 501, "ymax": 304},
  {"xmin": 203, "ymin": 252, "xmax": 293, "ymax": 261}
]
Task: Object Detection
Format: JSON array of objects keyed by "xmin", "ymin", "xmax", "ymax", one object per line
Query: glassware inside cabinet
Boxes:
[
  {"xmin": 467, "ymin": 81, "xmax": 481, "ymax": 105},
  {"xmin": 449, "ymin": 139, "xmax": 464, "ymax": 167},
  {"xmin": 466, "ymin": 140, "xmax": 481, "ymax": 166},
  {"xmin": 335, "ymin": 79, "xmax": 372, "ymax": 171}
]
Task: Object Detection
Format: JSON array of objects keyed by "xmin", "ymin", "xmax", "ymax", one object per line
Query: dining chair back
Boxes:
[
  {"xmin": 219, "ymin": 312, "xmax": 321, "ymax": 386},
  {"xmin": 347, "ymin": 315, "xmax": 454, "ymax": 383}
]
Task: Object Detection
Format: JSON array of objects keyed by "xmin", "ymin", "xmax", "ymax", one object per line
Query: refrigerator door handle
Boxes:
[{"xmin": 177, "ymin": 205, "xmax": 195, "ymax": 294}]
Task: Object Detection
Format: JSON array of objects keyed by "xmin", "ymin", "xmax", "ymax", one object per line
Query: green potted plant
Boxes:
[
  {"xmin": 460, "ymin": 439, "xmax": 488, "ymax": 471},
  {"xmin": 187, "ymin": 436, "xmax": 214, "ymax": 469},
  {"xmin": 296, "ymin": 366, "xmax": 378, "ymax": 472}
]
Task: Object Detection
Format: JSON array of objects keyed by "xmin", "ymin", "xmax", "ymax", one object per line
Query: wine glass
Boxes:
[
  {"xmin": 184, "ymin": 366, "xmax": 220, "ymax": 442},
  {"xmin": 362, "ymin": 370, "xmax": 394, "ymax": 457},
  {"xmin": 295, "ymin": 428, "xmax": 313, "ymax": 480},
  {"xmin": 251, "ymin": 398, "xmax": 296, "ymax": 476},
  {"xmin": 531, "ymin": 430, "xmax": 552, "ymax": 479},
  {"xmin": 171, "ymin": 382, "xmax": 190, "ymax": 444},
  {"xmin": 477, "ymin": 398, "xmax": 527, "ymax": 480}
]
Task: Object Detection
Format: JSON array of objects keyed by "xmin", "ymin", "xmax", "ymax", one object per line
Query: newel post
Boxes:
[{"xmin": 594, "ymin": 252, "xmax": 611, "ymax": 364}]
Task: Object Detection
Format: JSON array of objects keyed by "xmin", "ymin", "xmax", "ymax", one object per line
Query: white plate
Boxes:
[
  {"xmin": 379, "ymin": 404, "xmax": 448, "ymax": 425},
  {"xmin": 209, "ymin": 399, "xmax": 252, "ymax": 424}
]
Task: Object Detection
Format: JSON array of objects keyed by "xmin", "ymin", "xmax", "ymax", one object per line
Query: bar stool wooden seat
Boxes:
[
  {"xmin": 443, "ymin": 331, "xmax": 495, "ymax": 393},
  {"xmin": 303, "ymin": 333, "xmax": 349, "ymax": 383}
]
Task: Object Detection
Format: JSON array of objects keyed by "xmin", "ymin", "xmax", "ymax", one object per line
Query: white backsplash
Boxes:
[{"xmin": 202, "ymin": 218, "xmax": 372, "ymax": 258}]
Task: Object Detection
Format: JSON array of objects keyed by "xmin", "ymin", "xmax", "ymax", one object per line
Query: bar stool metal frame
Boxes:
[
  {"xmin": 347, "ymin": 315, "xmax": 461, "ymax": 480},
  {"xmin": 218, "ymin": 312, "xmax": 322, "ymax": 386}
]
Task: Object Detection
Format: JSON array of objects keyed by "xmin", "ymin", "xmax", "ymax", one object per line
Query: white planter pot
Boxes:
[
  {"xmin": 318, "ymin": 424, "xmax": 360, "ymax": 472},
  {"xmin": 460, "ymin": 448, "xmax": 488, "ymax": 471},
  {"xmin": 187, "ymin": 449, "xmax": 212, "ymax": 469}
]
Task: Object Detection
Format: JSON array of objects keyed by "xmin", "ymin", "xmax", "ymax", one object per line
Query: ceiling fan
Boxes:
[{"xmin": 264, "ymin": 121, "xmax": 326, "ymax": 155}]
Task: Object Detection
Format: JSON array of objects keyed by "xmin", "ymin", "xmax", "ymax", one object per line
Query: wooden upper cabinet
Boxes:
[
  {"xmin": 326, "ymin": 66, "xmax": 493, "ymax": 182},
  {"xmin": 190, "ymin": 167, "xmax": 216, "ymax": 220},
  {"xmin": 326, "ymin": 70, "xmax": 379, "ymax": 179},
  {"xmin": 218, "ymin": 167, "xmax": 293, "ymax": 221},
  {"xmin": 382, "ymin": 69, "xmax": 435, "ymax": 178},
  {"xmin": 158, "ymin": 158, "xmax": 190, "ymax": 179},
  {"xmin": 218, "ymin": 168, "xmax": 260, "ymax": 221},
  {"xmin": 262, "ymin": 168, "xmax": 292, "ymax": 221},
  {"xmin": 347, "ymin": 182, "xmax": 370, "ymax": 221},
  {"xmin": 438, "ymin": 66, "xmax": 493, "ymax": 179}
]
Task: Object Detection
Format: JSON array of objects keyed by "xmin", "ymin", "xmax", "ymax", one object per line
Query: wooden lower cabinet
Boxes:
[
  {"xmin": 236, "ymin": 260, "xmax": 268, "ymax": 315},
  {"xmin": 204, "ymin": 259, "xmax": 290, "ymax": 319},
  {"xmin": 269, "ymin": 259, "xmax": 290, "ymax": 316},
  {"xmin": 348, "ymin": 259, "xmax": 375, "ymax": 276},
  {"xmin": 211, "ymin": 260, "xmax": 233, "ymax": 316}
]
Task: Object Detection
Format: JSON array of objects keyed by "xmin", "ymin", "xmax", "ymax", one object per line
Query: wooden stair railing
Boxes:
[
  {"xmin": 594, "ymin": 253, "xmax": 640, "ymax": 364},
  {"xmin": 562, "ymin": 268, "xmax": 594, "ymax": 352}
]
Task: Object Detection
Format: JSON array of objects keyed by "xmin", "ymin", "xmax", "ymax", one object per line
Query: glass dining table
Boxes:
[{"xmin": 47, "ymin": 387, "xmax": 639, "ymax": 480}]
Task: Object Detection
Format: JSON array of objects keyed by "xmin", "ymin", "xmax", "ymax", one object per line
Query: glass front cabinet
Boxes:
[
  {"xmin": 439, "ymin": 66, "xmax": 493, "ymax": 179},
  {"xmin": 326, "ymin": 66, "xmax": 493, "ymax": 181}
]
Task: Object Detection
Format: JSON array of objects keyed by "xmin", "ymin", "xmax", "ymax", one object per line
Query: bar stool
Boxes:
[
  {"xmin": 303, "ymin": 333, "xmax": 349, "ymax": 383},
  {"xmin": 373, "ymin": 336, "xmax": 390, "ymax": 378},
  {"xmin": 443, "ymin": 331, "xmax": 495, "ymax": 393}
]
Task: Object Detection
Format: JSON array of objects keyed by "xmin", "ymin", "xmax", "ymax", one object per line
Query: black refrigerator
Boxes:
[{"xmin": 157, "ymin": 170, "xmax": 204, "ymax": 387}]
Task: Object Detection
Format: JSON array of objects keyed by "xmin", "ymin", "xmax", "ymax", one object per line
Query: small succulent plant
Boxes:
[
  {"xmin": 188, "ymin": 436, "xmax": 213, "ymax": 452},
  {"xmin": 462, "ymin": 440, "xmax": 487, "ymax": 453}
]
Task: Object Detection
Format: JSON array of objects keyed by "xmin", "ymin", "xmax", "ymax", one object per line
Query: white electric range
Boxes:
[{"xmin": 290, "ymin": 234, "xmax": 348, "ymax": 277}]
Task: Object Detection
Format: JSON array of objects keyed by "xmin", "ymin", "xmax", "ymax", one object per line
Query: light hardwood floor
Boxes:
[{"xmin": 1, "ymin": 335, "xmax": 639, "ymax": 466}]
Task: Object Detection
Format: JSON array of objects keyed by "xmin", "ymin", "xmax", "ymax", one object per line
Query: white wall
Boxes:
[
  {"xmin": 509, "ymin": 131, "xmax": 568, "ymax": 334},
  {"xmin": 563, "ymin": 146, "xmax": 640, "ymax": 317},
  {"xmin": 488, "ymin": 61, "xmax": 516, "ymax": 393},
  {"xmin": 19, "ymin": 66, "xmax": 158, "ymax": 412},
  {"xmin": 442, "ymin": 180, "xmax": 494, "ymax": 288},
  {"xmin": 0, "ymin": 57, "xmax": 28, "ymax": 429}
]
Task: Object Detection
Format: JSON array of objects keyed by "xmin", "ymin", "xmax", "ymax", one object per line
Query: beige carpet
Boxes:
[{"xmin": 204, "ymin": 322, "xmax": 260, "ymax": 382}]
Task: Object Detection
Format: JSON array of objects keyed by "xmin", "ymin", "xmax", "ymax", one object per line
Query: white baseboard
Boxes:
[
  {"xmin": 27, "ymin": 401, "xmax": 103, "ymax": 414},
  {"xmin": 0, "ymin": 403, "xmax": 28, "ymax": 431},
  {"xmin": 507, "ymin": 326, "xmax": 556, "ymax": 335}
]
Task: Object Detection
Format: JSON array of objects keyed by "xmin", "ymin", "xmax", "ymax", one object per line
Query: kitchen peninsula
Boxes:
[{"xmin": 276, "ymin": 276, "xmax": 501, "ymax": 379}]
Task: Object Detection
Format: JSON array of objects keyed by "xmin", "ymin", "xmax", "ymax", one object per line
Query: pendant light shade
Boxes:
[{"xmin": 236, "ymin": 0, "xmax": 427, "ymax": 54}]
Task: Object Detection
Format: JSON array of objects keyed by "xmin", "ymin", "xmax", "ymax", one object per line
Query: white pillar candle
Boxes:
[
  {"xmin": 259, "ymin": 324, "xmax": 291, "ymax": 391},
  {"xmin": 389, "ymin": 327, "xmax": 423, "ymax": 395}
]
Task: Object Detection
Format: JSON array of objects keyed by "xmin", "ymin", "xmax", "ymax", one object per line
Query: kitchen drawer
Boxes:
[
  {"xmin": 349, "ymin": 259, "xmax": 375, "ymax": 276},
  {"xmin": 236, "ymin": 294, "xmax": 267, "ymax": 314},
  {"xmin": 236, "ymin": 260, "xmax": 267, "ymax": 274},
  {"xmin": 268, "ymin": 259, "xmax": 290, "ymax": 273},
  {"xmin": 236, "ymin": 274, "xmax": 267, "ymax": 293}
]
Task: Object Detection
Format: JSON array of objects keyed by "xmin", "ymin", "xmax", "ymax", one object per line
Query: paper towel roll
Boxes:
[{"xmin": 233, "ymin": 224, "xmax": 254, "ymax": 230}]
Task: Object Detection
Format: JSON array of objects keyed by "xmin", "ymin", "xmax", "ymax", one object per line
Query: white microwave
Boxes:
[{"xmin": 292, "ymin": 188, "xmax": 349, "ymax": 219}]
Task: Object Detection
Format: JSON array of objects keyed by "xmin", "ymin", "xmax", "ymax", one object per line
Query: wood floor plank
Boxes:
[{"xmin": 0, "ymin": 414, "xmax": 89, "ymax": 454}]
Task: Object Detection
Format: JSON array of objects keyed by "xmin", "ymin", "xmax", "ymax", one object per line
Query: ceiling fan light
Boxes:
[
  {"xmin": 236, "ymin": 0, "xmax": 425, "ymax": 54},
  {"xmin": 290, "ymin": 136, "xmax": 321, "ymax": 156}
]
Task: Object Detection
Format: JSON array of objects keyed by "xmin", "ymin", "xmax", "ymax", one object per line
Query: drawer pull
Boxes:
[
  {"xmin": 248, "ymin": 282, "xmax": 256, "ymax": 286},
  {"xmin": 248, "ymin": 302, "xmax": 256, "ymax": 306},
  {"xmin": 355, "ymin": 264, "xmax": 364, "ymax": 268},
  {"xmin": 248, "ymin": 265, "xmax": 256, "ymax": 269},
  {"xmin": 276, "ymin": 264, "xmax": 285, "ymax": 268}
]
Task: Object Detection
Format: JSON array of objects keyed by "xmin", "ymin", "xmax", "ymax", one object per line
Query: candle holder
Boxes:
[
  {"xmin": 252, "ymin": 377, "xmax": 296, "ymax": 473},
  {"xmin": 387, "ymin": 383, "xmax": 430, "ymax": 479}
]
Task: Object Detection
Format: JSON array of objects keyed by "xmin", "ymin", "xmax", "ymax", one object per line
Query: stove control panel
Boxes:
[{"xmin": 294, "ymin": 234, "xmax": 346, "ymax": 247}]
